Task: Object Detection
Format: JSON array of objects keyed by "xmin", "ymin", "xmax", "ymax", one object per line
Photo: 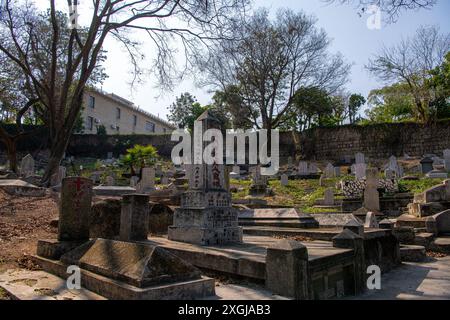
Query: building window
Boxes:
[
  {"xmin": 88, "ymin": 96, "xmax": 95, "ymax": 109},
  {"xmin": 116, "ymin": 107, "xmax": 121, "ymax": 120},
  {"xmin": 87, "ymin": 116, "xmax": 94, "ymax": 131},
  {"xmin": 146, "ymin": 121, "xmax": 155, "ymax": 133},
  {"xmin": 133, "ymin": 115, "xmax": 137, "ymax": 126}
]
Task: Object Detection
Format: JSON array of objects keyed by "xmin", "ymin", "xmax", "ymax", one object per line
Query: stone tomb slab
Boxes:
[
  {"xmin": 0, "ymin": 179, "xmax": 46, "ymax": 197},
  {"xmin": 72, "ymin": 239, "xmax": 202, "ymax": 288},
  {"xmin": 93, "ymin": 186, "xmax": 136, "ymax": 197}
]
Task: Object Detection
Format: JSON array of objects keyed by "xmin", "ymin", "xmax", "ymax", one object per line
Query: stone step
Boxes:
[
  {"xmin": 400, "ymin": 245, "xmax": 427, "ymax": 262},
  {"xmin": 396, "ymin": 215, "xmax": 427, "ymax": 229},
  {"xmin": 414, "ymin": 233, "xmax": 435, "ymax": 249},
  {"xmin": 430, "ymin": 237, "xmax": 450, "ymax": 254}
]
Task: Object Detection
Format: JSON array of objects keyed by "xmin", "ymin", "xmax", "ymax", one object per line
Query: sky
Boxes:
[{"xmin": 36, "ymin": 0, "xmax": 450, "ymax": 121}]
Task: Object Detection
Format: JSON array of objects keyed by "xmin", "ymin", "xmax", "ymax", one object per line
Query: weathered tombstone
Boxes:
[
  {"xmin": 20, "ymin": 154, "xmax": 35, "ymax": 177},
  {"xmin": 265, "ymin": 240, "xmax": 309, "ymax": 300},
  {"xmin": 387, "ymin": 155, "xmax": 400, "ymax": 177},
  {"xmin": 281, "ymin": 174, "xmax": 289, "ymax": 187},
  {"xmin": 130, "ymin": 176, "xmax": 139, "ymax": 187},
  {"xmin": 444, "ymin": 149, "xmax": 450, "ymax": 172},
  {"xmin": 107, "ymin": 152, "xmax": 113, "ymax": 159},
  {"xmin": 168, "ymin": 110, "xmax": 242, "ymax": 245},
  {"xmin": 298, "ymin": 161, "xmax": 309, "ymax": 176},
  {"xmin": 324, "ymin": 163, "xmax": 335, "ymax": 178},
  {"xmin": 309, "ymin": 163, "xmax": 318, "ymax": 174},
  {"xmin": 160, "ymin": 175, "xmax": 169, "ymax": 185},
  {"xmin": 324, "ymin": 188, "xmax": 334, "ymax": 206},
  {"xmin": 364, "ymin": 211, "xmax": 379, "ymax": 228},
  {"xmin": 334, "ymin": 166, "xmax": 341, "ymax": 177},
  {"xmin": 138, "ymin": 167, "xmax": 155, "ymax": 193},
  {"xmin": 420, "ymin": 157, "xmax": 434, "ymax": 174},
  {"xmin": 105, "ymin": 176, "xmax": 115, "ymax": 186},
  {"xmin": 385, "ymin": 168, "xmax": 395, "ymax": 180},
  {"xmin": 319, "ymin": 174, "xmax": 325, "ymax": 187},
  {"xmin": 355, "ymin": 152, "xmax": 365, "ymax": 164},
  {"xmin": 119, "ymin": 194, "xmax": 150, "ymax": 241},
  {"xmin": 364, "ymin": 168, "xmax": 380, "ymax": 212},
  {"xmin": 249, "ymin": 165, "xmax": 269, "ymax": 196},
  {"xmin": 50, "ymin": 166, "xmax": 67, "ymax": 186},
  {"xmin": 58, "ymin": 177, "xmax": 93, "ymax": 241},
  {"xmin": 354, "ymin": 163, "xmax": 367, "ymax": 180}
]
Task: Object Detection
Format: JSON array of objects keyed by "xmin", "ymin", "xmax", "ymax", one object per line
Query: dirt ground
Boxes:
[{"xmin": 0, "ymin": 190, "xmax": 58, "ymax": 273}]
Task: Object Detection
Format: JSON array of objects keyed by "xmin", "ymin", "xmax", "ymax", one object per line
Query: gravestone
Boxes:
[
  {"xmin": 420, "ymin": 157, "xmax": 434, "ymax": 174},
  {"xmin": 138, "ymin": 167, "xmax": 155, "ymax": 193},
  {"xmin": 50, "ymin": 166, "xmax": 67, "ymax": 186},
  {"xmin": 249, "ymin": 165, "xmax": 269, "ymax": 196},
  {"xmin": 20, "ymin": 154, "xmax": 35, "ymax": 177},
  {"xmin": 298, "ymin": 161, "xmax": 309, "ymax": 176},
  {"xmin": 444, "ymin": 149, "xmax": 450, "ymax": 172},
  {"xmin": 334, "ymin": 166, "xmax": 341, "ymax": 177},
  {"xmin": 309, "ymin": 163, "xmax": 318, "ymax": 174},
  {"xmin": 168, "ymin": 110, "xmax": 242, "ymax": 245},
  {"xmin": 105, "ymin": 176, "xmax": 115, "ymax": 186},
  {"xmin": 354, "ymin": 163, "xmax": 367, "ymax": 180},
  {"xmin": 130, "ymin": 176, "xmax": 139, "ymax": 187},
  {"xmin": 161, "ymin": 175, "xmax": 169, "ymax": 185},
  {"xmin": 281, "ymin": 174, "xmax": 289, "ymax": 187},
  {"xmin": 364, "ymin": 211, "xmax": 379, "ymax": 228},
  {"xmin": 387, "ymin": 156, "xmax": 400, "ymax": 177},
  {"xmin": 120, "ymin": 194, "xmax": 150, "ymax": 241},
  {"xmin": 107, "ymin": 152, "xmax": 113, "ymax": 159},
  {"xmin": 58, "ymin": 177, "xmax": 93, "ymax": 241},
  {"xmin": 232, "ymin": 165, "xmax": 241, "ymax": 177},
  {"xmin": 364, "ymin": 168, "xmax": 380, "ymax": 212},
  {"xmin": 355, "ymin": 152, "xmax": 365, "ymax": 164},
  {"xmin": 324, "ymin": 163, "xmax": 335, "ymax": 178},
  {"xmin": 324, "ymin": 188, "xmax": 334, "ymax": 206},
  {"xmin": 385, "ymin": 168, "xmax": 395, "ymax": 180}
]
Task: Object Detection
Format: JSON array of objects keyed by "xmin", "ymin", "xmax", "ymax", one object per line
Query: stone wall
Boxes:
[
  {"xmin": 2, "ymin": 120, "xmax": 450, "ymax": 162},
  {"xmin": 295, "ymin": 120, "xmax": 450, "ymax": 161}
]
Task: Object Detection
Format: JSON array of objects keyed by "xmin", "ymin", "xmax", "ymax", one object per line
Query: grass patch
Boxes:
[
  {"xmin": 398, "ymin": 178, "xmax": 445, "ymax": 194},
  {"xmin": 0, "ymin": 287, "xmax": 11, "ymax": 300}
]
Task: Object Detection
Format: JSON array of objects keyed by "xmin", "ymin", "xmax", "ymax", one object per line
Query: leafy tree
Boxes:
[
  {"xmin": 167, "ymin": 93, "xmax": 207, "ymax": 129},
  {"xmin": 367, "ymin": 26, "xmax": 450, "ymax": 123},
  {"xmin": 96, "ymin": 124, "xmax": 107, "ymax": 136},
  {"xmin": 0, "ymin": 0, "xmax": 248, "ymax": 185},
  {"xmin": 120, "ymin": 144, "xmax": 158, "ymax": 177},
  {"xmin": 200, "ymin": 8, "xmax": 350, "ymax": 130},
  {"xmin": 348, "ymin": 94, "xmax": 366, "ymax": 124},
  {"xmin": 428, "ymin": 51, "xmax": 450, "ymax": 119}
]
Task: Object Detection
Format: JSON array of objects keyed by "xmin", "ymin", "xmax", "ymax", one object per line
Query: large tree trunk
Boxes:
[
  {"xmin": 41, "ymin": 132, "xmax": 71, "ymax": 186},
  {"xmin": 0, "ymin": 136, "xmax": 18, "ymax": 173}
]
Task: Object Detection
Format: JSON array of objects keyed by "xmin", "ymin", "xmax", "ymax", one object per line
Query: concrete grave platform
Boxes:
[
  {"xmin": 33, "ymin": 239, "xmax": 216, "ymax": 300},
  {"xmin": 144, "ymin": 235, "xmax": 354, "ymax": 281},
  {"xmin": 93, "ymin": 186, "xmax": 136, "ymax": 197},
  {"xmin": 0, "ymin": 179, "xmax": 46, "ymax": 197},
  {"xmin": 0, "ymin": 269, "xmax": 105, "ymax": 300},
  {"xmin": 238, "ymin": 208, "xmax": 319, "ymax": 228}
]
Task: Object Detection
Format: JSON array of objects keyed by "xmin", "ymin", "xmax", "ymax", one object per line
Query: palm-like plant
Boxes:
[{"xmin": 120, "ymin": 145, "xmax": 158, "ymax": 176}]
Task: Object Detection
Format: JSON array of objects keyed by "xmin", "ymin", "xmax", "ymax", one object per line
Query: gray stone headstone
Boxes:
[
  {"xmin": 138, "ymin": 167, "xmax": 155, "ymax": 192},
  {"xmin": 355, "ymin": 152, "xmax": 365, "ymax": 164},
  {"xmin": 364, "ymin": 168, "xmax": 380, "ymax": 212},
  {"xmin": 420, "ymin": 157, "xmax": 434, "ymax": 174},
  {"xmin": 120, "ymin": 194, "xmax": 150, "ymax": 241},
  {"xmin": 58, "ymin": 177, "xmax": 93, "ymax": 241},
  {"xmin": 324, "ymin": 188, "xmax": 334, "ymax": 206},
  {"xmin": 130, "ymin": 176, "xmax": 139, "ymax": 187},
  {"xmin": 364, "ymin": 211, "xmax": 379, "ymax": 228},
  {"xmin": 281, "ymin": 174, "xmax": 289, "ymax": 186},
  {"xmin": 298, "ymin": 161, "xmax": 308, "ymax": 176},
  {"xmin": 107, "ymin": 152, "xmax": 113, "ymax": 159},
  {"xmin": 324, "ymin": 163, "xmax": 335, "ymax": 178},
  {"xmin": 444, "ymin": 149, "xmax": 450, "ymax": 172},
  {"xmin": 334, "ymin": 166, "xmax": 341, "ymax": 177},
  {"xmin": 354, "ymin": 163, "xmax": 367, "ymax": 180},
  {"xmin": 20, "ymin": 154, "xmax": 35, "ymax": 177},
  {"xmin": 309, "ymin": 163, "xmax": 318, "ymax": 174},
  {"xmin": 105, "ymin": 176, "xmax": 115, "ymax": 186}
]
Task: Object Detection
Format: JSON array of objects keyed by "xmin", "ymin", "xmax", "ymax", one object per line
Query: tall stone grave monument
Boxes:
[
  {"xmin": 137, "ymin": 167, "xmax": 155, "ymax": 193},
  {"xmin": 355, "ymin": 152, "xmax": 365, "ymax": 164},
  {"xmin": 58, "ymin": 177, "xmax": 93, "ymax": 241},
  {"xmin": 168, "ymin": 111, "xmax": 243, "ymax": 246},
  {"xmin": 364, "ymin": 168, "xmax": 380, "ymax": 213}
]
